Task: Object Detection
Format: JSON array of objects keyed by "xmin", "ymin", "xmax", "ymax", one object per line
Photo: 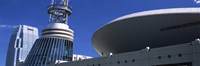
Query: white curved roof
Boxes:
[
  {"xmin": 92, "ymin": 7, "xmax": 200, "ymax": 56},
  {"xmin": 111, "ymin": 8, "xmax": 200, "ymax": 22}
]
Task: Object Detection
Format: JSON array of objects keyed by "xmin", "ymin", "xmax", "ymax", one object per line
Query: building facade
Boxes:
[
  {"xmin": 6, "ymin": 25, "xmax": 39, "ymax": 66},
  {"xmin": 23, "ymin": 0, "xmax": 74, "ymax": 66},
  {"xmin": 52, "ymin": 39, "xmax": 200, "ymax": 66},
  {"xmin": 51, "ymin": 8, "xmax": 200, "ymax": 66}
]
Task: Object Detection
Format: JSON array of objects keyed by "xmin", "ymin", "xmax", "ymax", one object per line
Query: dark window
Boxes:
[
  {"xmin": 27, "ymin": 28, "xmax": 34, "ymax": 31},
  {"xmin": 43, "ymin": 57, "xmax": 46, "ymax": 64},
  {"xmin": 117, "ymin": 61, "xmax": 120, "ymax": 64},
  {"xmin": 124, "ymin": 60, "xmax": 127, "ymax": 63},
  {"xmin": 168, "ymin": 55, "xmax": 171, "ymax": 58},
  {"xmin": 20, "ymin": 33, "xmax": 23, "ymax": 48},
  {"xmin": 178, "ymin": 53, "xmax": 182, "ymax": 57},
  {"xmin": 158, "ymin": 56, "xmax": 161, "ymax": 59},
  {"xmin": 132, "ymin": 59, "xmax": 135, "ymax": 62},
  {"xmin": 16, "ymin": 39, "xmax": 19, "ymax": 47}
]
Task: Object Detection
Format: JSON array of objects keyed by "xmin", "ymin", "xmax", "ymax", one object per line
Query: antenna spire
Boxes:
[{"xmin": 48, "ymin": 0, "xmax": 72, "ymax": 24}]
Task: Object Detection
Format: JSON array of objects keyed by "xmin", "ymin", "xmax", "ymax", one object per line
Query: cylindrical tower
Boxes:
[{"xmin": 23, "ymin": 0, "xmax": 74, "ymax": 66}]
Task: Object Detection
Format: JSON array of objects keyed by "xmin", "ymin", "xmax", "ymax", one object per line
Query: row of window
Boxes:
[
  {"xmin": 158, "ymin": 53, "xmax": 182, "ymax": 59},
  {"xmin": 87, "ymin": 53, "xmax": 183, "ymax": 66},
  {"xmin": 117, "ymin": 59, "xmax": 135, "ymax": 64},
  {"xmin": 87, "ymin": 59, "xmax": 135, "ymax": 66},
  {"xmin": 23, "ymin": 38, "xmax": 73, "ymax": 66}
]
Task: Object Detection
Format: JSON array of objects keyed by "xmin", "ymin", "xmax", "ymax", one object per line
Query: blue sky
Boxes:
[{"xmin": 0, "ymin": 0, "xmax": 199, "ymax": 65}]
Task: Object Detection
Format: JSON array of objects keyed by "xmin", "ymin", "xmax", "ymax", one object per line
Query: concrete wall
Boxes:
[{"xmin": 52, "ymin": 39, "xmax": 200, "ymax": 66}]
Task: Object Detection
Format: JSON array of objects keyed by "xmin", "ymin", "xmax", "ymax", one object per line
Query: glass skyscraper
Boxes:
[
  {"xmin": 6, "ymin": 25, "xmax": 39, "ymax": 66},
  {"xmin": 23, "ymin": 0, "xmax": 74, "ymax": 66}
]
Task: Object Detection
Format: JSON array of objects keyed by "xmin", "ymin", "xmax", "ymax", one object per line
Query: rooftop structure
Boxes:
[
  {"xmin": 23, "ymin": 0, "xmax": 74, "ymax": 66},
  {"xmin": 49, "ymin": 7, "xmax": 200, "ymax": 66},
  {"xmin": 92, "ymin": 8, "xmax": 200, "ymax": 56}
]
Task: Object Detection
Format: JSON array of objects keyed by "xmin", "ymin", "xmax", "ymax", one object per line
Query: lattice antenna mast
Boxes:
[{"xmin": 48, "ymin": 0, "xmax": 72, "ymax": 24}]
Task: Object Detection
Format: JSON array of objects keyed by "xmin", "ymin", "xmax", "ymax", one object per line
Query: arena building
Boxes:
[{"xmin": 52, "ymin": 7, "xmax": 200, "ymax": 66}]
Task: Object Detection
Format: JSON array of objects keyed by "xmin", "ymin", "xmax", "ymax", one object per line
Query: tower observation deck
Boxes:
[{"xmin": 23, "ymin": 0, "xmax": 74, "ymax": 66}]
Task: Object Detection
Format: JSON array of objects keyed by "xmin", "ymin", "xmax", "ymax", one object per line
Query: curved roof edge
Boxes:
[{"xmin": 111, "ymin": 7, "xmax": 200, "ymax": 23}]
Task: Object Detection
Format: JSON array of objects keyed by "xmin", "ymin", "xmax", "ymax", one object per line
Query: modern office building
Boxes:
[
  {"xmin": 23, "ymin": 0, "xmax": 74, "ymax": 66},
  {"xmin": 6, "ymin": 25, "xmax": 39, "ymax": 66},
  {"xmin": 50, "ymin": 8, "xmax": 200, "ymax": 66}
]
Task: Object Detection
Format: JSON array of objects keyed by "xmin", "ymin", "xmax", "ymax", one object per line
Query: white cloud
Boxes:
[
  {"xmin": 194, "ymin": 0, "xmax": 200, "ymax": 4},
  {"xmin": 0, "ymin": 25, "xmax": 17, "ymax": 28}
]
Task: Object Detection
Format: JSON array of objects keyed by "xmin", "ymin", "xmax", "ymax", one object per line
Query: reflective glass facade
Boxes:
[
  {"xmin": 23, "ymin": 37, "xmax": 73, "ymax": 66},
  {"xmin": 6, "ymin": 25, "xmax": 39, "ymax": 66}
]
